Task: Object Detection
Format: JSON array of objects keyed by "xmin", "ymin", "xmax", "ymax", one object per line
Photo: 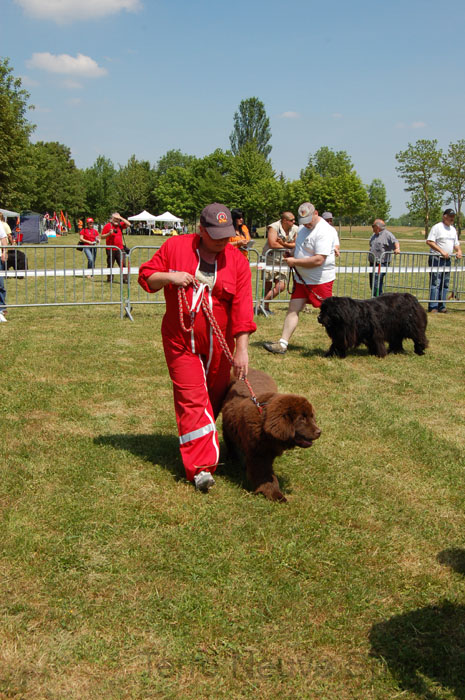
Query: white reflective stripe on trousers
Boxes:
[{"xmin": 179, "ymin": 421, "xmax": 216, "ymax": 445}]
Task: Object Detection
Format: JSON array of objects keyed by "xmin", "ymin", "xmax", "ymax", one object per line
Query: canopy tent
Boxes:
[
  {"xmin": 154, "ymin": 211, "xmax": 183, "ymax": 223},
  {"xmin": 128, "ymin": 210, "xmax": 157, "ymax": 223},
  {"xmin": 0, "ymin": 207, "xmax": 20, "ymax": 218}
]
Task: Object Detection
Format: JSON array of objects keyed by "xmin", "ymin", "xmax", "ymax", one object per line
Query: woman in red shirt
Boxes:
[{"xmin": 79, "ymin": 217, "xmax": 99, "ymax": 276}]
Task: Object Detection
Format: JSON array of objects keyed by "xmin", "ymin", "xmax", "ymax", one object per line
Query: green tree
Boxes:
[
  {"xmin": 155, "ymin": 166, "xmax": 197, "ymax": 223},
  {"xmin": 396, "ymin": 139, "xmax": 442, "ymax": 236},
  {"xmin": 438, "ymin": 139, "xmax": 465, "ymax": 236},
  {"xmin": 114, "ymin": 155, "xmax": 153, "ymax": 216},
  {"xmin": 192, "ymin": 149, "xmax": 233, "ymax": 212},
  {"xmin": 227, "ymin": 142, "xmax": 281, "ymax": 226},
  {"xmin": 155, "ymin": 149, "xmax": 196, "ymax": 177},
  {"xmin": 301, "ymin": 146, "xmax": 353, "ymax": 180},
  {"xmin": 83, "ymin": 156, "xmax": 117, "ymax": 222},
  {"xmin": 29, "ymin": 141, "xmax": 85, "ymax": 216},
  {"xmin": 229, "ymin": 97, "xmax": 272, "ymax": 159},
  {"xmin": 281, "ymin": 179, "xmax": 310, "ymax": 217},
  {"xmin": 300, "ymin": 147, "xmax": 367, "ymax": 228},
  {"xmin": 0, "ymin": 57, "xmax": 35, "ymax": 209},
  {"xmin": 362, "ymin": 178, "xmax": 391, "ymax": 223}
]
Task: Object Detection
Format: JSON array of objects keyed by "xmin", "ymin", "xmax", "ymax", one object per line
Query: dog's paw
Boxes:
[{"xmin": 254, "ymin": 479, "xmax": 287, "ymax": 503}]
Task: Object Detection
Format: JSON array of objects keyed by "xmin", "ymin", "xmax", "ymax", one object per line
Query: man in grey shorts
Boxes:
[
  {"xmin": 261, "ymin": 212, "xmax": 298, "ymax": 313},
  {"xmin": 368, "ymin": 219, "xmax": 400, "ymax": 296}
]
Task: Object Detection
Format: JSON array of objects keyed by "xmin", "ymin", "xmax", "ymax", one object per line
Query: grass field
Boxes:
[{"xmin": 1, "ymin": 297, "xmax": 465, "ymax": 699}]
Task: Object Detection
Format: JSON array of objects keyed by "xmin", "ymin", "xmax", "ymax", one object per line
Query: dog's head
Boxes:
[
  {"xmin": 262, "ymin": 394, "xmax": 321, "ymax": 448},
  {"xmin": 317, "ymin": 297, "xmax": 340, "ymax": 328}
]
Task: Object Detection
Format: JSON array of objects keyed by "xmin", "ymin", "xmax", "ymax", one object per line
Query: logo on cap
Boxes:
[{"xmin": 217, "ymin": 212, "xmax": 228, "ymax": 224}]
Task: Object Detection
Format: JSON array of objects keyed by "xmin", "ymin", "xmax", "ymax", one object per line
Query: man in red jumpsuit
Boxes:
[
  {"xmin": 101, "ymin": 212, "xmax": 131, "ymax": 283},
  {"xmin": 138, "ymin": 203, "xmax": 256, "ymax": 492}
]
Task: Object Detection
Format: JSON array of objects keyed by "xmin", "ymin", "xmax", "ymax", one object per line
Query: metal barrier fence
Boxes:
[
  {"xmin": 0, "ymin": 245, "xmax": 127, "ymax": 317},
  {"xmin": 1, "ymin": 244, "xmax": 463, "ymax": 319}
]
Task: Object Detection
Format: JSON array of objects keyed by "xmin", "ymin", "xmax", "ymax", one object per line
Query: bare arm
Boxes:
[
  {"xmin": 233, "ymin": 331, "xmax": 250, "ymax": 379},
  {"xmin": 267, "ymin": 227, "xmax": 295, "ymax": 250},
  {"xmin": 284, "ymin": 254, "xmax": 326, "ymax": 269},
  {"xmin": 426, "ymin": 240, "xmax": 450, "ymax": 258},
  {"xmin": 454, "ymin": 243, "xmax": 462, "ymax": 259},
  {"xmin": 145, "ymin": 270, "xmax": 194, "ymax": 292}
]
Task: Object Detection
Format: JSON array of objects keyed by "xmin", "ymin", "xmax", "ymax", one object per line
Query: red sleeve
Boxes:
[
  {"xmin": 102, "ymin": 223, "xmax": 112, "ymax": 235},
  {"xmin": 230, "ymin": 250, "xmax": 257, "ymax": 337},
  {"xmin": 138, "ymin": 244, "xmax": 170, "ymax": 294}
]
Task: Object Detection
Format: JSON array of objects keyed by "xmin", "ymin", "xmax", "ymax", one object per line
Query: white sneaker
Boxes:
[
  {"xmin": 194, "ymin": 470, "xmax": 215, "ymax": 492},
  {"xmin": 0, "ymin": 313, "xmax": 7, "ymax": 323}
]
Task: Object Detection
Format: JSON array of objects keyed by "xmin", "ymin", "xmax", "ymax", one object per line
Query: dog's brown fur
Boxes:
[{"xmin": 221, "ymin": 368, "xmax": 321, "ymax": 502}]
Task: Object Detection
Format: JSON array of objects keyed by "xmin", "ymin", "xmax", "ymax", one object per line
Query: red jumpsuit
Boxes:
[{"xmin": 138, "ymin": 234, "xmax": 257, "ymax": 481}]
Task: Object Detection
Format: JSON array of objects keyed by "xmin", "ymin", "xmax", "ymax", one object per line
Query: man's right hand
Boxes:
[{"xmin": 170, "ymin": 271, "xmax": 194, "ymax": 287}]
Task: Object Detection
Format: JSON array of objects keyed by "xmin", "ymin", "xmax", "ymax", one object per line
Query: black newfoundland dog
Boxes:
[{"xmin": 317, "ymin": 293, "xmax": 428, "ymax": 358}]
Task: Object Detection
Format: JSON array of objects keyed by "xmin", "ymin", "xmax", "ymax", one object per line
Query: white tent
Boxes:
[
  {"xmin": 128, "ymin": 210, "xmax": 157, "ymax": 223},
  {"xmin": 154, "ymin": 211, "xmax": 183, "ymax": 223},
  {"xmin": 0, "ymin": 207, "xmax": 20, "ymax": 218}
]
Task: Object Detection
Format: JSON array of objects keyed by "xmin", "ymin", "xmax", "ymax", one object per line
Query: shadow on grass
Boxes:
[
  {"xmin": 94, "ymin": 433, "xmax": 292, "ymax": 497},
  {"xmin": 437, "ymin": 548, "xmax": 465, "ymax": 575},
  {"xmin": 369, "ymin": 601, "xmax": 465, "ymax": 698},
  {"xmin": 94, "ymin": 433, "xmax": 185, "ymax": 481}
]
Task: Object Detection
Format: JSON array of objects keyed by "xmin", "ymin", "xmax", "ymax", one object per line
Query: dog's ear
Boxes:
[{"xmin": 263, "ymin": 396, "xmax": 295, "ymax": 442}]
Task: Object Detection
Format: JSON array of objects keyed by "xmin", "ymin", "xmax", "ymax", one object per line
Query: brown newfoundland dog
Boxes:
[
  {"xmin": 221, "ymin": 368, "xmax": 321, "ymax": 502},
  {"xmin": 317, "ymin": 293, "xmax": 428, "ymax": 358}
]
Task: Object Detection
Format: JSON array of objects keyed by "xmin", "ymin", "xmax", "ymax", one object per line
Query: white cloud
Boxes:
[
  {"xmin": 27, "ymin": 53, "xmax": 107, "ymax": 78},
  {"xmin": 67, "ymin": 97, "xmax": 82, "ymax": 106},
  {"xmin": 279, "ymin": 111, "xmax": 301, "ymax": 119},
  {"xmin": 412, "ymin": 121, "xmax": 426, "ymax": 129},
  {"xmin": 331, "ymin": 113, "xmax": 343, "ymax": 119},
  {"xmin": 15, "ymin": 0, "xmax": 141, "ymax": 23}
]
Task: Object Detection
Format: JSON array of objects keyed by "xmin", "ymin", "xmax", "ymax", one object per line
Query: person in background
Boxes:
[
  {"xmin": 79, "ymin": 217, "xmax": 100, "ymax": 278},
  {"xmin": 101, "ymin": 212, "xmax": 131, "ymax": 283},
  {"xmin": 229, "ymin": 208, "xmax": 251, "ymax": 257},
  {"xmin": 0, "ymin": 222, "xmax": 7, "ymax": 322},
  {"xmin": 368, "ymin": 219, "xmax": 400, "ymax": 296},
  {"xmin": 321, "ymin": 211, "xmax": 340, "ymax": 257},
  {"xmin": 0, "ymin": 213, "xmax": 13, "ymax": 246},
  {"xmin": 426, "ymin": 208, "xmax": 462, "ymax": 313},
  {"xmin": 261, "ymin": 212, "xmax": 298, "ymax": 314},
  {"xmin": 263, "ymin": 202, "xmax": 336, "ymax": 355},
  {"xmin": 138, "ymin": 203, "xmax": 256, "ymax": 493}
]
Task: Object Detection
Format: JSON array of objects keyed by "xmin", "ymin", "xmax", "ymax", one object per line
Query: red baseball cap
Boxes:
[{"xmin": 86, "ymin": 217, "xmax": 94, "ymax": 224}]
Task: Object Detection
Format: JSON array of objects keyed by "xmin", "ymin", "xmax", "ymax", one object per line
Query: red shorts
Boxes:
[{"xmin": 291, "ymin": 280, "xmax": 334, "ymax": 308}]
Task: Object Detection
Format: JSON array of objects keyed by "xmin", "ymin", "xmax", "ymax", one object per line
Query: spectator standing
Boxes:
[
  {"xmin": 261, "ymin": 212, "xmax": 298, "ymax": 313},
  {"xmin": 229, "ymin": 209, "xmax": 251, "ymax": 257},
  {"xmin": 0, "ymin": 222, "xmax": 7, "ymax": 322},
  {"xmin": 321, "ymin": 211, "xmax": 340, "ymax": 257},
  {"xmin": 426, "ymin": 209, "xmax": 462, "ymax": 313},
  {"xmin": 79, "ymin": 217, "xmax": 100, "ymax": 277},
  {"xmin": 368, "ymin": 219, "xmax": 400, "ymax": 296},
  {"xmin": 101, "ymin": 212, "xmax": 131, "ymax": 283},
  {"xmin": 0, "ymin": 213, "xmax": 13, "ymax": 246},
  {"xmin": 263, "ymin": 202, "xmax": 336, "ymax": 354},
  {"xmin": 138, "ymin": 203, "xmax": 256, "ymax": 492}
]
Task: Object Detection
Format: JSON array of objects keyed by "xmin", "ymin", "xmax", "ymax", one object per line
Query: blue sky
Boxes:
[{"xmin": 3, "ymin": 0, "xmax": 465, "ymax": 215}]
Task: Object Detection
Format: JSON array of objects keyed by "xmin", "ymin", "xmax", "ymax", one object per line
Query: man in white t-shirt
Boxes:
[
  {"xmin": 0, "ymin": 222, "xmax": 7, "ymax": 322},
  {"xmin": 426, "ymin": 208, "xmax": 462, "ymax": 313},
  {"xmin": 263, "ymin": 202, "xmax": 336, "ymax": 354}
]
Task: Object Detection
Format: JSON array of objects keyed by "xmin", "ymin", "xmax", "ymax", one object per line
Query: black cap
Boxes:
[{"xmin": 443, "ymin": 208, "xmax": 456, "ymax": 217}]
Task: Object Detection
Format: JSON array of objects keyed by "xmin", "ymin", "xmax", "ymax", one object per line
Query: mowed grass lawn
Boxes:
[{"xmin": 1, "ymin": 300, "xmax": 465, "ymax": 699}]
